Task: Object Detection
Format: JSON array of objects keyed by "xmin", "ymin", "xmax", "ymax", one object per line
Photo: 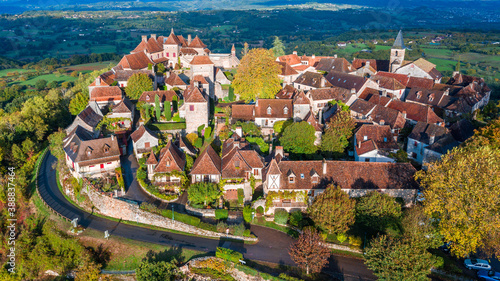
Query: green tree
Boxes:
[
  {"xmin": 242, "ymin": 42, "xmax": 249, "ymax": 57},
  {"xmin": 364, "ymin": 235, "xmax": 434, "ymax": 281},
  {"xmin": 35, "ymin": 79, "xmax": 47, "ymax": 90},
  {"xmin": 289, "ymin": 228, "xmax": 331, "ymax": 275},
  {"xmin": 48, "ymin": 129, "xmax": 66, "ymax": 161},
  {"xmin": 280, "ymin": 121, "xmax": 317, "ymax": 155},
  {"xmin": 274, "ymin": 208, "xmax": 289, "ymax": 224},
  {"xmin": 47, "ymin": 80, "xmax": 58, "ymax": 89},
  {"xmin": 308, "ymin": 185, "xmax": 356, "ymax": 234},
  {"xmin": 455, "ymin": 61, "xmax": 460, "ymax": 72},
  {"xmin": 243, "ymin": 205, "xmax": 254, "ymax": 223},
  {"xmin": 416, "ymin": 145, "xmax": 500, "ymax": 258},
  {"xmin": 164, "ymin": 101, "xmax": 171, "ymax": 121},
  {"xmin": 356, "ymin": 191, "xmax": 402, "ymax": 234},
  {"xmin": 273, "ymin": 119, "xmax": 293, "ymax": 136},
  {"xmin": 187, "ymin": 182, "xmax": 222, "ymax": 207},
  {"xmin": 155, "ymin": 94, "xmax": 160, "ymax": 121},
  {"xmin": 271, "ymin": 36, "xmax": 285, "ymax": 57},
  {"xmin": 233, "ymin": 48, "xmax": 281, "ymax": 102},
  {"xmin": 125, "ymin": 73, "xmax": 153, "ymax": 100},
  {"xmin": 157, "ymin": 63, "xmax": 166, "ymax": 74},
  {"xmin": 69, "ymin": 92, "xmax": 89, "ymax": 115},
  {"xmin": 321, "ymin": 110, "xmax": 355, "ymax": 157},
  {"xmin": 136, "ymin": 260, "xmax": 179, "ymax": 281}
]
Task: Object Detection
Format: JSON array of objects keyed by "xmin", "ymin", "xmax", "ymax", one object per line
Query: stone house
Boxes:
[
  {"xmin": 66, "ymin": 102, "xmax": 103, "ymax": 139},
  {"xmin": 190, "ymin": 55, "xmax": 215, "ymax": 82},
  {"xmin": 63, "ymin": 126, "xmax": 121, "ymax": 179},
  {"xmin": 107, "ymin": 98, "xmax": 135, "ymax": 130},
  {"xmin": 292, "ymin": 91, "xmax": 311, "ymax": 121},
  {"xmin": 370, "ymin": 74, "xmax": 406, "ymax": 100},
  {"xmin": 277, "ymin": 62, "xmax": 300, "ymax": 86},
  {"xmin": 130, "ymin": 125, "xmax": 159, "ymax": 159},
  {"xmin": 209, "ymin": 45, "xmax": 240, "ymax": 69},
  {"xmin": 178, "ymin": 83, "xmax": 209, "ymax": 134},
  {"xmin": 145, "ymin": 140, "xmax": 186, "ymax": 188},
  {"xmin": 394, "ymin": 58, "xmax": 442, "ymax": 83},
  {"xmin": 354, "ymin": 124, "xmax": 399, "ymax": 163},
  {"xmin": 164, "ymin": 72, "xmax": 188, "ymax": 90},
  {"xmin": 315, "ymin": 57, "xmax": 353, "ymax": 74},
  {"xmin": 406, "ymin": 121, "xmax": 448, "ymax": 164},
  {"xmin": 255, "ymin": 99, "xmax": 294, "ymax": 135},
  {"xmin": 190, "ymin": 145, "xmax": 222, "ymax": 184},
  {"xmin": 306, "ymin": 87, "xmax": 356, "ymax": 115},
  {"xmin": 325, "ymin": 71, "xmax": 379, "ymax": 97},
  {"xmin": 293, "ymin": 71, "xmax": 332, "ymax": 92}
]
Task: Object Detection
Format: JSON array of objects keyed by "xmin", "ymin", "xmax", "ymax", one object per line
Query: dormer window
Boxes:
[
  {"xmin": 267, "ymin": 106, "xmax": 272, "ymax": 115},
  {"xmin": 363, "ymin": 135, "xmax": 368, "ymax": 141},
  {"xmin": 289, "ymin": 176, "xmax": 295, "ymax": 183},
  {"xmin": 235, "ymin": 160, "xmax": 240, "ymax": 168},
  {"xmin": 416, "ymin": 92, "xmax": 422, "ymax": 99},
  {"xmin": 166, "ymin": 159, "xmax": 171, "ymax": 167},
  {"xmin": 103, "ymin": 144, "xmax": 110, "ymax": 153},
  {"xmin": 284, "ymin": 106, "xmax": 288, "ymax": 115},
  {"xmin": 300, "ymin": 173, "xmax": 304, "ymax": 179},
  {"xmin": 146, "ymin": 95, "xmax": 150, "ymax": 101},
  {"xmin": 312, "ymin": 176, "xmax": 319, "ymax": 183}
]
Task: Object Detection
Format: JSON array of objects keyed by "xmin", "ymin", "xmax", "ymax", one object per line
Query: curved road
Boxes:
[{"xmin": 38, "ymin": 152, "xmax": 375, "ymax": 280}]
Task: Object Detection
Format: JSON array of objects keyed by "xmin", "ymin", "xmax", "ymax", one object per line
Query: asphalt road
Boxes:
[{"xmin": 37, "ymin": 152, "xmax": 376, "ymax": 280}]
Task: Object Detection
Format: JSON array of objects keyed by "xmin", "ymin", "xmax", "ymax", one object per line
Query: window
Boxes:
[
  {"xmin": 253, "ymin": 169, "xmax": 259, "ymax": 176},
  {"xmin": 234, "ymin": 160, "xmax": 240, "ymax": 168},
  {"xmin": 146, "ymin": 95, "xmax": 150, "ymax": 101},
  {"xmin": 284, "ymin": 106, "xmax": 288, "ymax": 115},
  {"xmin": 267, "ymin": 106, "xmax": 272, "ymax": 115},
  {"xmin": 363, "ymin": 135, "xmax": 368, "ymax": 141},
  {"xmin": 289, "ymin": 176, "xmax": 295, "ymax": 183},
  {"xmin": 107, "ymin": 162, "xmax": 111, "ymax": 164},
  {"xmin": 90, "ymin": 165, "xmax": 95, "ymax": 168},
  {"xmin": 365, "ymin": 158, "xmax": 370, "ymax": 162},
  {"xmin": 173, "ymin": 53, "xmax": 176, "ymax": 57},
  {"xmin": 312, "ymin": 176, "xmax": 318, "ymax": 183},
  {"xmin": 145, "ymin": 142, "xmax": 150, "ymax": 148},
  {"xmin": 166, "ymin": 52, "xmax": 169, "ymax": 57},
  {"xmin": 190, "ymin": 105, "xmax": 194, "ymax": 111},
  {"xmin": 300, "ymin": 173, "xmax": 304, "ymax": 179},
  {"xmin": 384, "ymin": 137, "xmax": 387, "ymax": 142},
  {"xmin": 166, "ymin": 160, "xmax": 171, "ymax": 167}
]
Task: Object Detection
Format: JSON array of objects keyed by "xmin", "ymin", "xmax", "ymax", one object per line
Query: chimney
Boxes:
[
  {"xmin": 366, "ymin": 61, "xmax": 370, "ymax": 68},
  {"xmin": 312, "ymin": 54, "xmax": 315, "ymax": 59},
  {"xmin": 167, "ymin": 134, "xmax": 173, "ymax": 142},
  {"xmin": 320, "ymin": 77, "xmax": 326, "ymax": 88},
  {"xmin": 111, "ymin": 135, "xmax": 115, "ymax": 141},
  {"xmin": 429, "ymin": 134, "xmax": 435, "ymax": 145},
  {"xmin": 322, "ymin": 159, "xmax": 327, "ymax": 175},
  {"xmin": 188, "ymin": 34, "xmax": 192, "ymax": 45},
  {"xmin": 376, "ymin": 79, "xmax": 380, "ymax": 85},
  {"xmin": 357, "ymin": 141, "xmax": 361, "ymax": 148},
  {"xmin": 151, "ymin": 34, "xmax": 156, "ymax": 40},
  {"xmin": 141, "ymin": 35, "xmax": 147, "ymax": 42},
  {"xmin": 255, "ymin": 97, "xmax": 258, "ymax": 107},
  {"xmin": 351, "ymin": 88, "xmax": 356, "ymax": 95},
  {"xmin": 380, "ymin": 119, "xmax": 385, "ymax": 125},
  {"xmin": 276, "ymin": 146, "xmax": 284, "ymax": 157},
  {"xmin": 334, "ymin": 54, "xmax": 337, "ymax": 58},
  {"xmin": 96, "ymin": 77, "xmax": 101, "ymax": 86},
  {"xmin": 235, "ymin": 126, "xmax": 243, "ymax": 138},
  {"xmin": 382, "ymin": 90, "xmax": 387, "ymax": 97},
  {"xmin": 269, "ymin": 143, "xmax": 273, "ymax": 155},
  {"xmin": 166, "ymin": 71, "xmax": 171, "ymax": 78},
  {"xmin": 194, "ymin": 80, "xmax": 200, "ymax": 88},
  {"xmin": 293, "ymin": 51, "xmax": 297, "ymax": 55},
  {"xmin": 402, "ymin": 110, "xmax": 407, "ymax": 119}
]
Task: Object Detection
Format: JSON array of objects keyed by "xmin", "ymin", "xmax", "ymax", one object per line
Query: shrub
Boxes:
[
  {"xmin": 278, "ymin": 273, "xmax": 304, "ymax": 281},
  {"xmin": 216, "ymin": 247, "xmax": 243, "ymax": 263},
  {"xmin": 242, "ymin": 205, "xmax": 253, "ymax": 223},
  {"xmin": 215, "ymin": 209, "xmax": 229, "ymax": 220},
  {"xmin": 243, "ymin": 229, "xmax": 251, "ymax": 237},
  {"xmin": 194, "ymin": 138, "xmax": 203, "ymax": 148},
  {"xmin": 256, "ymin": 206, "xmax": 264, "ymax": 214},
  {"xmin": 197, "ymin": 124, "xmax": 205, "ymax": 136},
  {"xmin": 337, "ymin": 233, "xmax": 348, "ymax": 244},
  {"xmin": 237, "ymin": 189, "xmax": 244, "ymax": 205},
  {"xmin": 349, "ymin": 235, "xmax": 363, "ymax": 247},
  {"xmin": 246, "ymin": 137, "xmax": 269, "ymax": 154},
  {"xmin": 204, "ymin": 127, "xmax": 212, "ymax": 139},
  {"xmin": 289, "ymin": 210, "xmax": 303, "ymax": 228},
  {"xmin": 274, "ymin": 209, "xmax": 289, "ymax": 225},
  {"xmin": 217, "ymin": 221, "xmax": 228, "ymax": 233},
  {"xmin": 186, "ymin": 133, "xmax": 198, "ymax": 145},
  {"xmin": 434, "ymin": 256, "xmax": 444, "ymax": 269},
  {"xmin": 232, "ymin": 223, "xmax": 245, "ymax": 236}
]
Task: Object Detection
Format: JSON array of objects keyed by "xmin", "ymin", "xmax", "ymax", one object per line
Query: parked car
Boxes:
[
  {"xmin": 477, "ymin": 270, "xmax": 500, "ymax": 281},
  {"xmin": 464, "ymin": 258, "xmax": 491, "ymax": 270}
]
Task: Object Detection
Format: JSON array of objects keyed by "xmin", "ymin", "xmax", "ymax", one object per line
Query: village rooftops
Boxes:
[
  {"xmin": 374, "ymin": 71, "xmax": 410, "ymax": 87},
  {"xmin": 117, "ymin": 52, "xmax": 154, "ymax": 70},
  {"xmin": 294, "ymin": 71, "xmax": 332, "ymax": 88},
  {"xmin": 355, "ymin": 124, "xmax": 398, "ymax": 152},
  {"xmin": 277, "ymin": 61, "xmax": 299, "ymax": 76},
  {"xmin": 325, "ymin": 71, "xmax": 367, "ymax": 92},
  {"xmin": 408, "ymin": 121, "xmax": 447, "ymax": 145},
  {"xmin": 315, "ymin": 57, "xmax": 353, "ymax": 73},
  {"xmin": 139, "ymin": 90, "xmax": 179, "ymax": 103},
  {"xmin": 89, "ymin": 86, "xmax": 122, "ymax": 102},
  {"xmin": 255, "ymin": 99, "xmax": 293, "ymax": 118},
  {"xmin": 370, "ymin": 105, "xmax": 406, "ymax": 130},
  {"xmin": 190, "ymin": 55, "xmax": 214, "ymax": 65},
  {"xmin": 66, "ymin": 104, "xmax": 103, "ymax": 134},
  {"xmin": 371, "ymin": 74, "xmax": 406, "ymax": 91},
  {"xmin": 183, "ymin": 85, "xmax": 207, "ymax": 103},
  {"xmin": 406, "ymin": 76, "xmax": 435, "ymax": 89},
  {"xmin": 64, "ymin": 127, "xmax": 120, "ymax": 166},
  {"xmin": 165, "ymin": 72, "xmax": 187, "ymax": 86},
  {"xmin": 130, "ymin": 124, "xmax": 158, "ymax": 143},
  {"xmin": 351, "ymin": 59, "xmax": 389, "ymax": 72},
  {"xmin": 386, "ymin": 100, "xmax": 444, "ymax": 124},
  {"xmin": 190, "ymin": 145, "xmax": 222, "ymax": 175},
  {"xmin": 276, "ymin": 85, "xmax": 299, "ymax": 99},
  {"xmin": 231, "ymin": 104, "xmax": 256, "ymax": 121},
  {"xmin": 112, "ymin": 98, "xmax": 134, "ymax": 114},
  {"xmin": 153, "ymin": 140, "xmax": 186, "ymax": 173},
  {"xmin": 308, "ymin": 87, "xmax": 354, "ymax": 103}
]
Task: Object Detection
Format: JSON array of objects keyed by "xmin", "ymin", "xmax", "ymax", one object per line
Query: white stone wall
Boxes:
[
  {"xmin": 406, "ymin": 137, "xmax": 426, "ymax": 164},
  {"xmin": 163, "ymin": 45, "xmax": 180, "ymax": 62},
  {"xmin": 293, "ymin": 104, "xmax": 310, "ymax": 121},
  {"xmin": 254, "ymin": 117, "xmax": 288, "ymax": 129},
  {"xmin": 185, "ymin": 102, "xmax": 209, "ymax": 134},
  {"xmin": 395, "ymin": 64, "xmax": 431, "ymax": 80},
  {"xmin": 133, "ymin": 134, "xmax": 159, "ymax": 159},
  {"xmin": 355, "ymin": 150, "xmax": 395, "ymax": 163},
  {"xmin": 192, "ymin": 64, "xmax": 214, "ymax": 82}
]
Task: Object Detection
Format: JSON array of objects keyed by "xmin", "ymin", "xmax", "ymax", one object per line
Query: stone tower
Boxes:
[{"xmin": 390, "ymin": 30, "xmax": 405, "ymax": 73}]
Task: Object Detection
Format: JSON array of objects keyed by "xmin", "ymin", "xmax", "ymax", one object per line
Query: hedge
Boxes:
[
  {"xmin": 147, "ymin": 122, "xmax": 186, "ymax": 131},
  {"xmin": 215, "ymin": 209, "xmax": 229, "ymax": 220},
  {"xmin": 274, "ymin": 208, "xmax": 289, "ymax": 224},
  {"xmin": 237, "ymin": 189, "xmax": 244, "ymax": 205},
  {"xmin": 216, "ymin": 247, "xmax": 243, "ymax": 263}
]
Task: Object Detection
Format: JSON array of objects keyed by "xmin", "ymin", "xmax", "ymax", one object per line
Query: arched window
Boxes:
[
  {"xmin": 267, "ymin": 106, "xmax": 272, "ymax": 115},
  {"xmin": 283, "ymin": 106, "xmax": 288, "ymax": 115},
  {"xmin": 395, "ymin": 50, "xmax": 398, "ymax": 56}
]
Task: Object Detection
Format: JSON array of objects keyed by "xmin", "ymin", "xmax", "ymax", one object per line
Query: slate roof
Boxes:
[
  {"xmin": 408, "ymin": 121, "xmax": 447, "ymax": 144},
  {"xmin": 294, "ymin": 71, "xmax": 332, "ymax": 88},
  {"xmin": 308, "ymin": 87, "xmax": 354, "ymax": 104},
  {"xmin": 190, "ymin": 145, "xmax": 221, "ymax": 175},
  {"xmin": 393, "ymin": 30, "xmax": 405, "ymax": 49},
  {"xmin": 315, "ymin": 57, "xmax": 352, "ymax": 73},
  {"xmin": 325, "ymin": 71, "xmax": 366, "ymax": 92},
  {"xmin": 63, "ymin": 130, "xmax": 120, "ymax": 166},
  {"xmin": 387, "ymin": 100, "xmax": 444, "ymax": 124}
]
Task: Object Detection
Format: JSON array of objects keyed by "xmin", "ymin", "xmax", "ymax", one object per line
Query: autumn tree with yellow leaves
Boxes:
[{"xmin": 232, "ymin": 48, "xmax": 281, "ymax": 102}]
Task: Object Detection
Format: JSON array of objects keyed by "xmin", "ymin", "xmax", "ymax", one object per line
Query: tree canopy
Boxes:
[
  {"xmin": 308, "ymin": 185, "xmax": 356, "ymax": 234},
  {"xmin": 69, "ymin": 92, "xmax": 89, "ymax": 115},
  {"xmin": 320, "ymin": 110, "xmax": 355, "ymax": 157},
  {"xmin": 187, "ymin": 182, "xmax": 222, "ymax": 207},
  {"xmin": 232, "ymin": 48, "xmax": 281, "ymax": 102},
  {"xmin": 136, "ymin": 260, "xmax": 179, "ymax": 281},
  {"xmin": 289, "ymin": 228, "xmax": 330, "ymax": 275},
  {"xmin": 280, "ymin": 121, "xmax": 317, "ymax": 155},
  {"xmin": 125, "ymin": 73, "xmax": 153, "ymax": 100},
  {"xmin": 356, "ymin": 191, "xmax": 402, "ymax": 234},
  {"xmin": 271, "ymin": 36, "xmax": 285, "ymax": 57}
]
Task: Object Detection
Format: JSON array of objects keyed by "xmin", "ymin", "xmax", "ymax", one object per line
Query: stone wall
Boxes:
[
  {"xmin": 185, "ymin": 204, "xmax": 216, "ymax": 217},
  {"xmin": 86, "ymin": 186, "xmax": 257, "ymax": 241}
]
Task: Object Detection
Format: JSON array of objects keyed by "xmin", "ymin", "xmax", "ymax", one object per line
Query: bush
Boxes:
[
  {"xmin": 217, "ymin": 221, "xmax": 228, "ymax": 233},
  {"xmin": 115, "ymin": 167, "xmax": 124, "ymax": 189},
  {"xmin": 246, "ymin": 137, "xmax": 269, "ymax": 154},
  {"xmin": 349, "ymin": 235, "xmax": 363, "ymax": 247},
  {"xmin": 243, "ymin": 229, "xmax": 251, "ymax": 237},
  {"xmin": 237, "ymin": 189, "xmax": 244, "ymax": 205},
  {"xmin": 215, "ymin": 209, "xmax": 229, "ymax": 220},
  {"xmin": 274, "ymin": 209, "xmax": 289, "ymax": 225},
  {"xmin": 256, "ymin": 206, "xmax": 264, "ymax": 214},
  {"xmin": 204, "ymin": 127, "xmax": 212, "ymax": 139},
  {"xmin": 186, "ymin": 133, "xmax": 198, "ymax": 145},
  {"xmin": 434, "ymin": 255, "xmax": 444, "ymax": 269},
  {"xmin": 197, "ymin": 124, "xmax": 205, "ymax": 136},
  {"xmin": 242, "ymin": 205, "xmax": 253, "ymax": 223},
  {"xmin": 194, "ymin": 138, "xmax": 203, "ymax": 148},
  {"xmin": 337, "ymin": 233, "xmax": 348, "ymax": 244},
  {"xmin": 289, "ymin": 210, "xmax": 303, "ymax": 228},
  {"xmin": 233, "ymin": 223, "xmax": 246, "ymax": 236},
  {"xmin": 216, "ymin": 247, "xmax": 243, "ymax": 263},
  {"xmin": 278, "ymin": 273, "xmax": 304, "ymax": 281}
]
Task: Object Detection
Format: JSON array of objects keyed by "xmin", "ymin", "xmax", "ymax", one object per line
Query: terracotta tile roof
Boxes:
[
  {"xmin": 294, "ymin": 71, "xmax": 332, "ymax": 88},
  {"xmin": 112, "ymin": 98, "xmax": 133, "ymax": 114},
  {"xmin": 139, "ymin": 90, "xmax": 179, "ymax": 103},
  {"xmin": 231, "ymin": 104, "xmax": 255, "ymax": 121},
  {"xmin": 350, "ymin": 99, "xmax": 377, "ymax": 116},
  {"xmin": 454, "ymin": 82, "xmax": 490, "ymax": 107},
  {"xmin": 165, "ymin": 72, "xmax": 187, "ymax": 86},
  {"xmin": 412, "ymin": 58, "xmax": 436, "ymax": 73},
  {"xmin": 183, "ymin": 85, "xmax": 207, "ymax": 103},
  {"xmin": 90, "ymin": 86, "xmax": 122, "ymax": 102},
  {"xmin": 190, "ymin": 55, "xmax": 214, "ymax": 65},
  {"xmin": 432, "ymin": 83, "xmax": 462, "ymax": 95},
  {"xmin": 406, "ymin": 88, "xmax": 448, "ymax": 107},
  {"xmin": 358, "ymin": 87, "xmax": 382, "ymax": 100},
  {"xmin": 308, "ymin": 87, "xmax": 354, "ymax": 104},
  {"xmin": 64, "ymin": 131, "xmax": 120, "ymax": 166},
  {"xmin": 355, "ymin": 139, "xmax": 378, "ymax": 155},
  {"xmin": 238, "ymin": 150, "xmax": 264, "ymax": 168},
  {"xmin": 370, "ymin": 105, "xmax": 406, "ymax": 129},
  {"xmin": 153, "ymin": 57, "xmax": 169, "ymax": 64},
  {"xmin": 355, "ymin": 124, "xmax": 398, "ymax": 152},
  {"xmin": 277, "ymin": 54, "xmax": 301, "ymax": 66},
  {"xmin": 367, "ymin": 94, "xmax": 392, "ymax": 106},
  {"xmin": 293, "ymin": 91, "xmax": 310, "ymax": 105},
  {"xmin": 373, "ymin": 72, "xmax": 409, "ymax": 87},
  {"xmin": 118, "ymin": 52, "xmax": 153, "ymax": 70},
  {"xmin": 154, "ymin": 140, "xmax": 186, "ymax": 173},
  {"xmin": 130, "ymin": 124, "xmax": 158, "ymax": 143},
  {"xmin": 428, "ymin": 68, "xmax": 442, "ymax": 80},
  {"xmin": 315, "ymin": 57, "xmax": 352, "ymax": 73},
  {"xmin": 325, "ymin": 71, "xmax": 366, "ymax": 92},
  {"xmin": 407, "ymin": 76, "xmax": 434, "ymax": 89},
  {"xmin": 177, "ymin": 35, "xmax": 188, "ymax": 47},
  {"xmin": 132, "ymin": 37, "xmax": 163, "ymax": 54},
  {"xmin": 270, "ymin": 160, "xmax": 418, "ymax": 190},
  {"xmin": 448, "ymin": 73, "xmax": 488, "ymax": 88},
  {"xmin": 180, "ymin": 48, "xmax": 198, "ymax": 55},
  {"xmin": 220, "ymin": 138, "xmax": 263, "ymax": 179},
  {"xmin": 408, "ymin": 121, "xmax": 448, "ymax": 144},
  {"xmin": 114, "ymin": 69, "xmax": 154, "ymax": 82},
  {"xmin": 192, "ymin": 75, "xmax": 209, "ymax": 85},
  {"xmin": 276, "ymin": 85, "xmax": 298, "ymax": 99},
  {"xmin": 304, "ymin": 111, "xmax": 323, "ymax": 131},
  {"xmin": 255, "ymin": 99, "xmax": 293, "ymax": 118},
  {"xmin": 146, "ymin": 151, "xmax": 158, "ymax": 164},
  {"xmin": 277, "ymin": 61, "xmax": 299, "ymax": 76},
  {"xmin": 164, "ymin": 31, "xmax": 182, "ymax": 45},
  {"xmin": 351, "ymin": 59, "xmax": 389, "ymax": 72},
  {"xmin": 89, "ymin": 71, "xmax": 115, "ymax": 87},
  {"xmin": 190, "ymin": 145, "xmax": 221, "ymax": 175},
  {"xmin": 371, "ymin": 75, "xmax": 406, "ymax": 90},
  {"xmin": 387, "ymin": 100, "xmax": 443, "ymax": 124},
  {"xmin": 450, "ymin": 119, "xmax": 475, "ymax": 143},
  {"xmin": 188, "ymin": 35, "xmax": 207, "ymax": 48}
]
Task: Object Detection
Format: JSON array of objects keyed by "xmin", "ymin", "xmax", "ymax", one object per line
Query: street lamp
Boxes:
[{"xmin": 172, "ymin": 205, "xmax": 174, "ymax": 221}]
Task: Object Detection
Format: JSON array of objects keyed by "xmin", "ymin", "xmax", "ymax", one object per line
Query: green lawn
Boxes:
[
  {"xmin": 0, "ymin": 68, "xmax": 33, "ymax": 77},
  {"xmin": 422, "ymin": 47, "xmax": 453, "ymax": 58},
  {"xmin": 10, "ymin": 73, "xmax": 78, "ymax": 86},
  {"xmin": 427, "ymin": 57, "xmax": 457, "ymax": 73}
]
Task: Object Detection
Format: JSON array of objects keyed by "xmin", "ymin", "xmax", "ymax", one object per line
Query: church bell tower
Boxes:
[{"xmin": 390, "ymin": 30, "xmax": 405, "ymax": 73}]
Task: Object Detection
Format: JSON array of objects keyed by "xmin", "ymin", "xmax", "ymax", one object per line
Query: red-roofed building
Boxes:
[
  {"xmin": 146, "ymin": 140, "xmax": 186, "ymax": 190},
  {"xmin": 179, "ymin": 85, "xmax": 209, "ymax": 133},
  {"xmin": 89, "ymin": 86, "xmax": 123, "ymax": 107},
  {"xmin": 354, "ymin": 124, "xmax": 399, "ymax": 162}
]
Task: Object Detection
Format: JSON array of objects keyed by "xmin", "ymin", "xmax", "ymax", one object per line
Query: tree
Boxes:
[
  {"xmin": 455, "ymin": 61, "xmax": 460, "ymax": 72},
  {"xmin": 47, "ymin": 81, "xmax": 58, "ymax": 89},
  {"xmin": 273, "ymin": 119, "xmax": 293, "ymax": 136},
  {"xmin": 136, "ymin": 260, "xmax": 179, "ymax": 281},
  {"xmin": 48, "ymin": 129, "xmax": 66, "ymax": 161},
  {"xmin": 416, "ymin": 145, "xmax": 500, "ymax": 258},
  {"xmin": 232, "ymin": 48, "xmax": 281, "ymax": 102},
  {"xmin": 274, "ymin": 208, "xmax": 289, "ymax": 224},
  {"xmin": 356, "ymin": 191, "xmax": 402, "ymax": 234},
  {"xmin": 157, "ymin": 63, "xmax": 166, "ymax": 74},
  {"xmin": 307, "ymin": 185, "xmax": 356, "ymax": 234},
  {"xmin": 289, "ymin": 228, "xmax": 330, "ymax": 275},
  {"xmin": 187, "ymin": 182, "xmax": 222, "ymax": 207},
  {"xmin": 155, "ymin": 94, "xmax": 161, "ymax": 120},
  {"xmin": 125, "ymin": 73, "xmax": 153, "ymax": 100},
  {"xmin": 75, "ymin": 261, "xmax": 102, "ymax": 281},
  {"xmin": 364, "ymin": 235, "xmax": 435, "ymax": 281},
  {"xmin": 242, "ymin": 42, "xmax": 249, "ymax": 57},
  {"xmin": 35, "ymin": 79, "xmax": 47, "ymax": 90},
  {"xmin": 243, "ymin": 205, "xmax": 254, "ymax": 223},
  {"xmin": 280, "ymin": 121, "xmax": 317, "ymax": 155},
  {"xmin": 271, "ymin": 36, "xmax": 285, "ymax": 57},
  {"xmin": 69, "ymin": 92, "xmax": 89, "ymax": 115},
  {"xmin": 321, "ymin": 110, "xmax": 355, "ymax": 157},
  {"xmin": 164, "ymin": 101, "xmax": 171, "ymax": 121}
]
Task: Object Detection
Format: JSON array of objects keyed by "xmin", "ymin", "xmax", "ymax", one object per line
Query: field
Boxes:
[{"xmin": 64, "ymin": 61, "xmax": 116, "ymax": 73}]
